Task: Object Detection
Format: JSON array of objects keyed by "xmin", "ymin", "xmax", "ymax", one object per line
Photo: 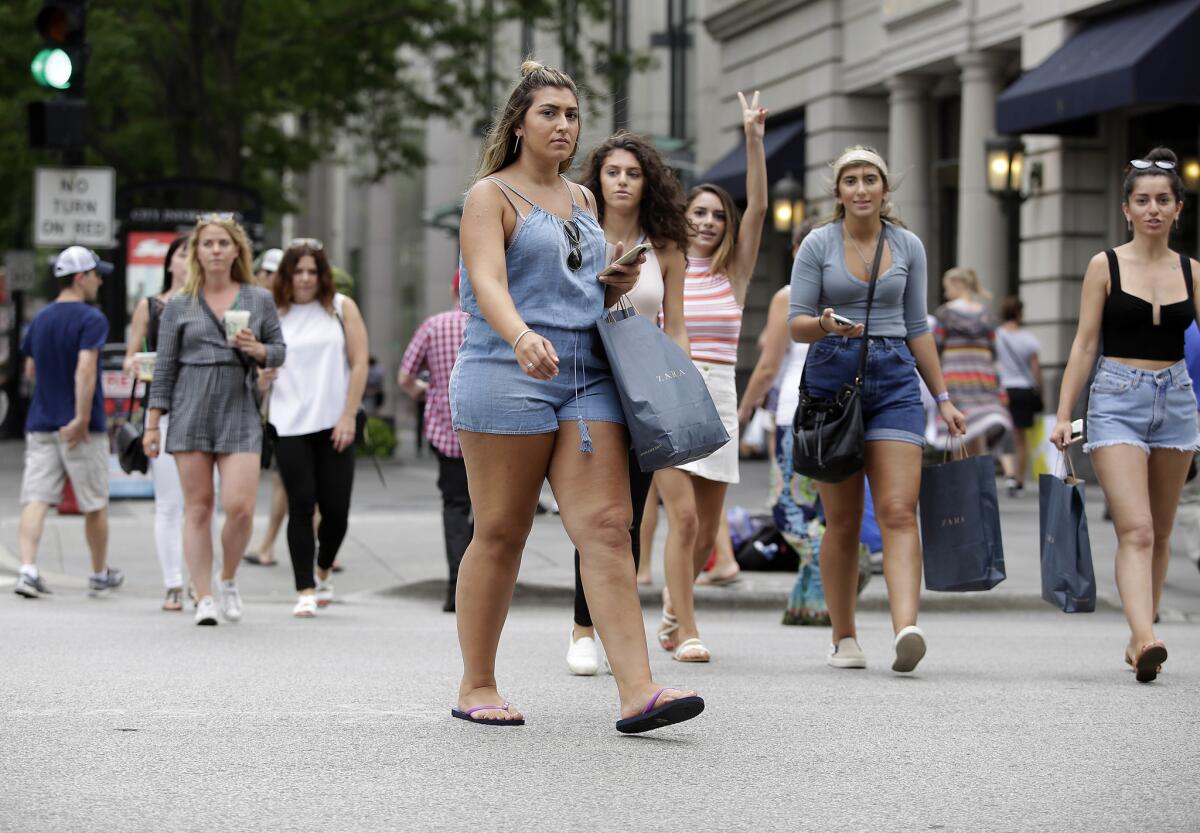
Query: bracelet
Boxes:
[
  {"xmin": 512, "ymin": 328, "xmax": 535, "ymax": 351},
  {"xmin": 818, "ymin": 318, "xmax": 830, "ymax": 334},
  {"xmin": 936, "ymin": 392, "xmax": 951, "ymax": 403},
  {"xmin": 146, "ymin": 426, "xmax": 160, "ymax": 432}
]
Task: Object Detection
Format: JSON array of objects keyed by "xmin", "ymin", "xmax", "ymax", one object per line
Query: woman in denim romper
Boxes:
[
  {"xmin": 789, "ymin": 147, "xmax": 966, "ymax": 674},
  {"xmin": 449, "ymin": 61, "xmax": 703, "ymax": 733},
  {"xmin": 1052, "ymin": 147, "xmax": 1200, "ymax": 683}
]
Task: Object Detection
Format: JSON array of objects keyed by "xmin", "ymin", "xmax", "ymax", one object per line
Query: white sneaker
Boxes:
[
  {"xmin": 293, "ymin": 594, "xmax": 318, "ymax": 618},
  {"xmin": 315, "ymin": 578, "xmax": 334, "ymax": 608},
  {"xmin": 219, "ymin": 581, "xmax": 242, "ymax": 623},
  {"xmin": 566, "ymin": 630, "xmax": 600, "ymax": 676},
  {"xmin": 195, "ymin": 595, "xmax": 219, "ymax": 626},
  {"xmin": 827, "ymin": 636, "xmax": 867, "ymax": 669},
  {"xmin": 892, "ymin": 625, "xmax": 927, "ymax": 673}
]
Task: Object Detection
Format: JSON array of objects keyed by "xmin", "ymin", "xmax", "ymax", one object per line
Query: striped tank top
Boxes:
[{"xmin": 683, "ymin": 256, "xmax": 741, "ymax": 365}]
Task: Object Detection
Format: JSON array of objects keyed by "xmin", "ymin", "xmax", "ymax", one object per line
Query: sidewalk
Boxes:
[{"xmin": 2, "ymin": 439, "xmax": 1198, "ymax": 618}]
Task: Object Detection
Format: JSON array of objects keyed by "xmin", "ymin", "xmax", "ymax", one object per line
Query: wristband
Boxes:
[
  {"xmin": 936, "ymin": 392, "xmax": 951, "ymax": 403},
  {"xmin": 818, "ymin": 317, "xmax": 830, "ymax": 334},
  {"xmin": 512, "ymin": 328, "xmax": 535, "ymax": 351},
  {"xmin": 146, "ymin": 426, "xmax": 160, "ymax": 432}
]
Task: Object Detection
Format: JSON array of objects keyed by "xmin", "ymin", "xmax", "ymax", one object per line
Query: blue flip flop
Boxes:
[
  {"xmin": 615, "ymin": 688, "xmax": 705, "ymax": 734},
  {"xmin": 451, "ymin": 701, "xmax": 525, "ymax": 726}
]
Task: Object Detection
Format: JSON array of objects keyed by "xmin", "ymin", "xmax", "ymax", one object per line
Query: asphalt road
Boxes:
[{"xmin": 1, "ymin": 590, "xmax": 1197, "ymax": 833}]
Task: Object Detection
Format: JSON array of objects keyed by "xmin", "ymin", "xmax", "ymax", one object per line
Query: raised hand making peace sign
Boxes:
[{"xmin": 737, "ymin": 90, "xmax": 767, "ymax": 141}]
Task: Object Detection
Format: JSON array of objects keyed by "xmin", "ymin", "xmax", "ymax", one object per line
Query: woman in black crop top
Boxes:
[{"xmin": 1052, "ymin": 147, "xmax": 1200, "ymax": 683}]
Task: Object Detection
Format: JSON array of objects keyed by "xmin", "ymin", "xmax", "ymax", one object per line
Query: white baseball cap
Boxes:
[
  {"xmin": 53, "ymin": 245, "xmax": 113, "ymax": 278},
  {"xmin": 259, "ymin": 248, "xmax": 283, "ymax": 273}
]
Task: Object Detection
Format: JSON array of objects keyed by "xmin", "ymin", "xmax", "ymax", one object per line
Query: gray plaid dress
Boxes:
[{"xmin": 148, "ymin": 285, "xmax": 285, "ymax": 454}]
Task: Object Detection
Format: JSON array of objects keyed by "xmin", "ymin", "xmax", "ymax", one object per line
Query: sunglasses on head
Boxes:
[
  {"xmin": 197, "ymin": 211, "xmax": 236, "ymax": 222},
  {"xmin": 288, "ymin": 237, "xmax": 324, "ymax": 251},
  {"xmin": 562, "ymin": 219, "xmax": 582, "ymax": 271},
  {"xmin": 1130, "ymin": 159, "xmax": 1176, "ymax": 171}
]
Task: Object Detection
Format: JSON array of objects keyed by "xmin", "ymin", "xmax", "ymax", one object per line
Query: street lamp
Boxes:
[
  {"xmin": 985, "ymin": 136, "xmax": 1025, "ymax": 198},
  {"xmin": 1182, "ymin": 158, "xmax": 1200, "ymax": 192},
  {"xmin": 771, "ymin": 172, "xmax": 804, "ymax": 233}
]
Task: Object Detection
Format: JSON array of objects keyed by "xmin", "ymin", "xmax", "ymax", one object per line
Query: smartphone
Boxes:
[
  {"xmin": 1070, "ymin": 418, "xmax": 1085, "ymax": 444},
  {"xmin": 598, "ymin": 242, "xmax": 652, "ymax": 276},
  {"xmin": 830, "ymin": 312, "xmax": 856, "ymax": 328}
]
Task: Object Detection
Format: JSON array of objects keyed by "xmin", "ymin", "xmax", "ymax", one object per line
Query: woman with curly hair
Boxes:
[{"xmin": 562, "ymin": 131, "xmax": 691, "ymax": 675}]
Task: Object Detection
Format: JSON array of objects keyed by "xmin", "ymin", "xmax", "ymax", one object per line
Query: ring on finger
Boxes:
[{"xmin": 526, "ymin": 361, "xmax": 534, "ymax": 368}]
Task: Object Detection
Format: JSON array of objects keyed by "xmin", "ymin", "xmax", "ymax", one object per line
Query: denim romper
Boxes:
[{"xmin": 450, "ymin": 175, "xmax": 626, "ymax": 451}]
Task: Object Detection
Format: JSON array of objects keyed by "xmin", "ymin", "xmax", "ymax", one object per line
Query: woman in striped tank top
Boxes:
[{"xmin": 656, "ymin": 92, "xmax": 769, "ymax": 663}]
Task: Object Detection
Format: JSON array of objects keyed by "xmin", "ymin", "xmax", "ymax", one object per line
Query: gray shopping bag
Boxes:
[
  {"xmin": 1038, "ymin": 454, "xmax": 1096, "ymax": 613},
  {"xmin": 918, "ymin": 450, "xmax": 1007, "ymax": 591},
  {"xmin": 596, "ymin": 304, "xmax": 729, "ymax": 472}
]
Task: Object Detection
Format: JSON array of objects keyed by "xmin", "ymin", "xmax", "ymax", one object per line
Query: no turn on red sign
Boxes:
[{"xmin": 33, "ymin": 167, "xmax": 116, "ymax": 248}]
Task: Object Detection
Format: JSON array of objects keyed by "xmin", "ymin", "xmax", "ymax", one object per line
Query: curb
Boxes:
[{"xmin": 377, "ymin": 577, "xmax": 1123, "ymax": 614}]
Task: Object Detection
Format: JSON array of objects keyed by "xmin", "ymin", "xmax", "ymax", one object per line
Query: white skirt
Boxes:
[{"xmin": 676, "ymin": 361, "xmax": 740, "ymax": 484}]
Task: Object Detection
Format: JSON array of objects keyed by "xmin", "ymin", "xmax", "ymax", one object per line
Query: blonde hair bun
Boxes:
[{"xmin": 520, "ymin": 60, "xmax": 544, "ymax": 78}]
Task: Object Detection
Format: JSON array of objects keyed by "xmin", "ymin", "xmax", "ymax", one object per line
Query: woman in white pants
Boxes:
[{"xmin": 124, "ymin": 235, "xmax": 190, "ymax": 610}]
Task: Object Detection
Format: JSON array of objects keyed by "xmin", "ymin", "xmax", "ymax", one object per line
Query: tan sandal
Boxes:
[
  {"xmin": 657, "ymin": 610, "xmax": 679, "ymax": 652},
  {"xmin": 673, "ymin": 637, "xmax": 711, "ymax": 663}
]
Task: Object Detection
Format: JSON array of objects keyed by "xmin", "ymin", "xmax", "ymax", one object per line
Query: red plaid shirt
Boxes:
[{"xmin": 400, "ymin": 308, "xmax": 467, "ymax": 458}]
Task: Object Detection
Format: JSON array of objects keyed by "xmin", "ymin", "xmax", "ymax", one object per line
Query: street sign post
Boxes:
[
  {"xmin": 4, "ymin": 250, "xmax": 36, "ymax": 291},
  {"xmin": 33, "ymin": 166, "xmax": 115, "ymax": 247}
]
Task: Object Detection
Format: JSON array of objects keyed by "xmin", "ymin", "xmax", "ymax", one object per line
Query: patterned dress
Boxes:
[{"xmin": 932, "ymin": 300, "xmax": 1012, "ymax": 450}]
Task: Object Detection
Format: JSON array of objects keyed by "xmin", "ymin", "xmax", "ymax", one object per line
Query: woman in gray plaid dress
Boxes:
[{"xmin": 146, "ymin": 216, "xmax": 286, "ymax": 626}]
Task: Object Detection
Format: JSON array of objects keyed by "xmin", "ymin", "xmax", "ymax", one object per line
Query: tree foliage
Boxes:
[{"xmin": 0, "ymin": 0, "xmax": 634, "ymax": 247}]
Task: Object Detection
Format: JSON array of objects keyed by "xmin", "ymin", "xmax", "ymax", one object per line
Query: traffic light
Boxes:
[
  {"xmin": 28, "ymin": 1, "xmax": 88, "ymax": 152},
  {"xmin": 31, "ymin": 1, "xmax": 87, "ymax": 94}
]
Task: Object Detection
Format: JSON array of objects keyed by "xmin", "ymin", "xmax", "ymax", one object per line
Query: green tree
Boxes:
[{"xmin": 0, "ymin": 0, "xmax": 628, "ymax": 247}]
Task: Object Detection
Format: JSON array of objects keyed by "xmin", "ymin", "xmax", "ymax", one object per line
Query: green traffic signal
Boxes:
[{"xmin": 31, "ymin": 47, "xmax": 73, "ymax": 89}]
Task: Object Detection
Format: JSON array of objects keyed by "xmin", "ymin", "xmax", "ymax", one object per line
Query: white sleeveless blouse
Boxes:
[
  {"xmin": 608, "ymin": 234, "xmax": 665, "ymax": 318},
  {"xmin": 270, "ymin": 294, "xmax": 351, "ymax": 437}
]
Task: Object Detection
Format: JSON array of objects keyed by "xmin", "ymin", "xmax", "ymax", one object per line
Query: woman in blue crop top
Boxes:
[
  {"xmin": 789, "ymin": 146, "xmax": 966, "ymax": 675},
  {"xmin": 449, "ymin": 61, "xmax": 702, "ymax": 733},
  {"xmin": 1052, "ymin": 147, "xmax": 1200, "ymax": 683}
]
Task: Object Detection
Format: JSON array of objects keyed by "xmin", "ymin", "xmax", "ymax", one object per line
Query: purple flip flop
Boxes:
[
  {"xmin": 615, "ymin": 688, "xmax": 705, "ymax": 734},
  {"xmin": 451, "ymin": 702, "xmax": 525, "ymax": 726}
]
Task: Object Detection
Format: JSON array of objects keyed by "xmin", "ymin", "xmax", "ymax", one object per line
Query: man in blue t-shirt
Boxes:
[{"xmin": 15, "ymin": 246, "xmax": 123, "ymax": 599}]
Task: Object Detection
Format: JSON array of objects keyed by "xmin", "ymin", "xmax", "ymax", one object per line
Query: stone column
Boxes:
[
  {"xmin": 886, "ymin": 75, "xmax": 933, "ymax": 246},
  {"xmin": 956, "ymin": 52, "xmax": 1008, "ymax": 300}
]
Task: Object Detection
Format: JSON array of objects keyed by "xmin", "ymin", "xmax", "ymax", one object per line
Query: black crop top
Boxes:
[{"xmin": 1101, "ymin": 250, "xmax": 1197, "ymax": 361}]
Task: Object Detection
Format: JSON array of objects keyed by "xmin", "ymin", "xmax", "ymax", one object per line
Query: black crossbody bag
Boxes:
[{"xmin": 791, "ymin": 230, "xmax": 886, "ymax": 483}]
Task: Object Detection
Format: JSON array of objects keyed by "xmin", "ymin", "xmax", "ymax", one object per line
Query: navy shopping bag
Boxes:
[
  {"xmin": 918, "ymin": 451, "xmax": 1007, "ymax": 592},
  {"xmin": 596, "ymin": 302, "xmax": 729, "ymax": 472},
  {"xmin": 1038, "ymin": 453, "xmax": 1096, "ymax": 613}
]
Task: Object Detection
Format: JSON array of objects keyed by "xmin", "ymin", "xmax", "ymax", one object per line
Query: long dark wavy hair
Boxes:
[
  {"xmin": 275, "ymin": 243, "xmax": 335, "ymax": 313},
  {"xmin": 578, "ymin": 131, "xmax": 690, "ymax": 253}
]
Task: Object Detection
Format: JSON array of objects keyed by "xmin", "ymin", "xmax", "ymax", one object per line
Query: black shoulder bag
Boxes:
[
  {"xmin": 791, "ymin": 229, "xmax": 886, "ymax": 483},
  {"xmin": 116, "ymin": 376, "xmax": 149, "ymax": 474}
]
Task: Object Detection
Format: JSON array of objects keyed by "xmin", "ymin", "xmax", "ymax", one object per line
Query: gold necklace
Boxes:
[{"xmin": 844, "ymin": 227, "xmax": 880, "ymax": 270}]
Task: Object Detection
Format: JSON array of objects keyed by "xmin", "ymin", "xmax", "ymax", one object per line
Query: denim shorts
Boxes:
[
  {"xmin": 1084, "ymin": 357, "xmax": 1199, "ymax": 455},
  {"xmin": 802, "ymin": 335, "xmax": 925, "ymax": 447},
  {"xmin": 450, "ymin": 317, "xmax": 625, "ymax": 438}
]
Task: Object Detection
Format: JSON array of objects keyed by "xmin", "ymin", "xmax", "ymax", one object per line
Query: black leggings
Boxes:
[
  {"xmin": 573, "ymin": 447, "xmax": 654, "ymax": 628},
  {"xmin": 275, "ymin": 428, "xmax": 356, "ymax": 591}
]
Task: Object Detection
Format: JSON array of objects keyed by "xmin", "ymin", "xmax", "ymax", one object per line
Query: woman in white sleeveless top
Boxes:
[
  {"xmin": 561, "ymin": 132, "xmax": 691, "ymax": 675},
  {"xmin": 267, "ymin": 240, "xmax": 369, "ymax": 618}
]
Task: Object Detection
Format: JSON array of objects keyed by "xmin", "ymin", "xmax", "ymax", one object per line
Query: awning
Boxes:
[
  {"xmin": 996, "ymin": 0, "xmax": 1200, "ymax": 135},
  {"xmin": 697, "ymin": 118, "xmax": 805, "ymax": 200}
]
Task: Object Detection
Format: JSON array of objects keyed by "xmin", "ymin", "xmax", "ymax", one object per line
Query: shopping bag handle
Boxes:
[
  {"xmin": 604, "ymin": 294, "xmax": 637, "ymax": 324},
  {"xmin": 941, "ymin": 434, "xmax": 968, "ymax": 463},
  {"xmin": 1055, "ymin": 443, "xmax": 1079, "ymax": 482}
]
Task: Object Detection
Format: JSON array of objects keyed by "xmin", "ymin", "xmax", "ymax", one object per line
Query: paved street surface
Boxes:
[{"xmin": 2, "ymin": 440, "xmax": 1199, "ymax": 831}]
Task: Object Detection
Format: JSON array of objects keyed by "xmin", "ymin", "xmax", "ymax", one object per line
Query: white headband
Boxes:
[{"xmin": 833, "ymin": 149, "xmax": 890, "ymax": 179}]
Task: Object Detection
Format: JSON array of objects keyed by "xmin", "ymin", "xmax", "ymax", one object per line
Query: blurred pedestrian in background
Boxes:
[
  {"xmin": 268, "ymin": 240, "xmax": 368, "ymax": 618},
  {"xmin": 790, "ymin": 146, "xmax": 965, "ymax": 673},
  {"xmin": 994, "ymin": 295, "xmax": 1043, "ymax": 496},
  {"xmin": 123, "ymin": 234, "xmax": 191, "ymax": 609},
  {"xmin": 146, "ymin": 215, "xmax": 285, "ymax": 626},
  {"xmin": 399, "ymin": 270, "xmax": 470, "ymax": 613},
  {"xmin": 450, "ymin": 60, "xmax": 700, "ymax": 732},
  {"xmin": 1052, "ymin": 147, "xmax": 1199, "ymax": 683},
  {"xmin": 15, "ymin": 247, "xmax": 122, "ymax": 600},
  {"xmin": 247, "ymin": 246, "xmax": 287, "ymax": 566},
  {"xmin": 655, "ymin": 91, "xmax": 768, "ymax": 664},
  {"xmin": 933, "ymin": 267, "xmax": 1013, "ymax": 457},
  {"xmin": 1172, "ymin": 321, "xmax": 1200, "ymax": 569},
  {"xmin": 563, "ymin": 130, "xmax": 690, "ymax": 675}
]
